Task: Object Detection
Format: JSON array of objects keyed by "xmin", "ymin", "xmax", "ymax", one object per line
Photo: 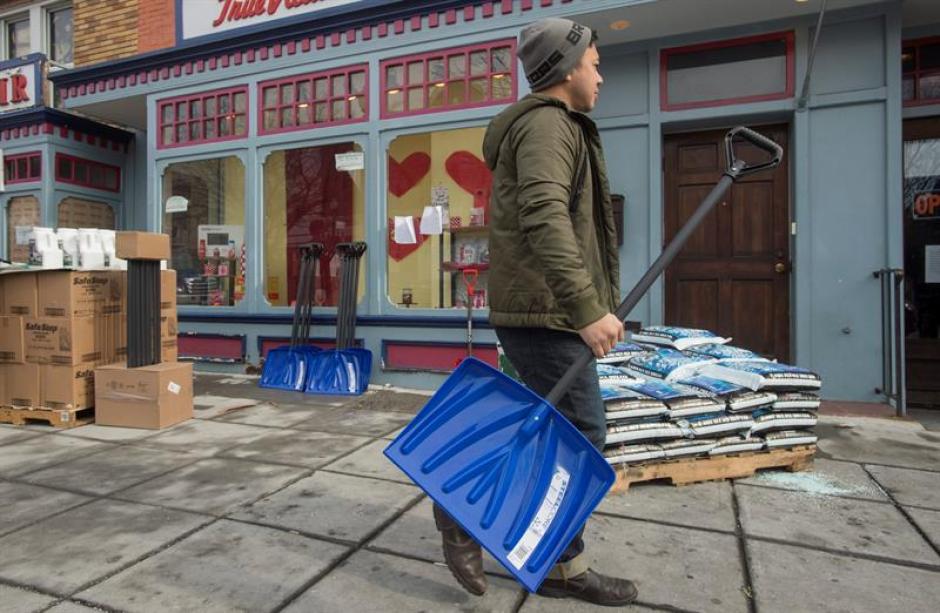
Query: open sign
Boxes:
[{"xmin": 913, "ymin": 191, "xmax": 940, "ymax": 220}]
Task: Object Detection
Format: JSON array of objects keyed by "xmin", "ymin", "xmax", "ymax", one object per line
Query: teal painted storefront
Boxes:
[{"xmin": 43, "ymin": 0, "xmax": 940, "ymax": 403}]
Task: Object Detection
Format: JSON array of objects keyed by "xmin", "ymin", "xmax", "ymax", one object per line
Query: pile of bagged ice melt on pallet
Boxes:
[{"xmin": 599, "ymin": 326, "xmax": 820, "ymax": 467}]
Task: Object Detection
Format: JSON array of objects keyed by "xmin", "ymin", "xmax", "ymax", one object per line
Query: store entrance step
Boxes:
[
  {"xmin": 610, "ymin": 445, "xmax": 815, "ymax": 493},
  {"xmin": 0, "ymin": 406, "xmax": 95, "ymax": 429}
]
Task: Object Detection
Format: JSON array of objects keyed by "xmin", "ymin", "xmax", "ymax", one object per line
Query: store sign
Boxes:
[
  {"xmin": 913, "ymin": 191, "xmax": 940, "ymax": 220},
  {"xmin": 0, "ymin": 63, "xmax": 36, "ymax": 113},
  {"xmin": 181, "ymin": 0, "xmax": 379, "ymax": 41}
]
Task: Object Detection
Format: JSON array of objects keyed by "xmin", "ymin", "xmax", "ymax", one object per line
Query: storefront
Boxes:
[
  {"xmin": 41, "ymin": 0, "xmax": 939, "ymax": 404},
  {"xmin": 0, "ymin": 54, "xmax": 134, "ymax": 265}
]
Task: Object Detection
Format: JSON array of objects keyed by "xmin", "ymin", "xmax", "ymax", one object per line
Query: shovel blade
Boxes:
[
  {"xmin": 384, "ymin": 357, "xmax": 615, "ymax": 592},
  {"xmin": 259, "ymin": 345, "xmax": 319, "ymax": 391},
  {"xmin": 304, "ymin": 348, "xmax": 373, "ymax": 396}
]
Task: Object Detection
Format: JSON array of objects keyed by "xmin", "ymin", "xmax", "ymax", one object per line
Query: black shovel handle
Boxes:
[{"xmin": 544, "ymin": 127, "xmax": 783, "ymax": 405}]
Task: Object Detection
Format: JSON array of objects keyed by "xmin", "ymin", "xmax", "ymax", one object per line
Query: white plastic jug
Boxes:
[
  {"xmin": 78, "ymin": 228, "xmax": 105, "ymax": 269},
  {"xmin": 31, "ymin": 227, "xmax": 64, "ymax": 268},
  {"xmin": 56, "ymin": 228, "xmax": 80, "ymax": 268},
  {"xmin": 97, "ymin": 229, "xmax": 124, "ymax": 269}
]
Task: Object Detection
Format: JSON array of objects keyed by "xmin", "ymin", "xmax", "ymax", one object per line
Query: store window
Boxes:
[
  {"xmin": 263, "ymin": 142, "xmax": 366, "ymax": 307},
  {"xmin": 381, "ymin": 40, "xmax": 515, "ymax": 118},
  {"xmin": 162, "ymin": 157, "xmax": 246, "ymax": 307},
  {"xmin": 47, "ymin": 5, "xmax": 73, "ymax": 65},
  {"xmin": 259, "ymin": 65, "xmax": 368, "ymax": 134},
  {"xmin": 57, "ymin": 197, "xmax": 114, "ymax": 230},
  {"xmin": 158, "ymin": 87, "xmax": 249, "ymax": 148},
  {"xmin": 661, "ymin": 32, "xmax": 794, "ymax": 111},
  {"xmin": 3, "ymin": 152, "xmax": 41, "ymax": 184},
  {"xmin": 387, "ymin": 126, "xmax": 489, "ymax": 311},
  {"xmin": 903, "ymin": 38, "xmax": 940, "ymax": 106},
  {"xmin": 6, "ymin": 195, "xmax": 39, "ymax": 263},
  {"xmin": 55, "ymin": 153, "xmax": 120, "ymax": 192},
  {"xmin": 5, "ymin": 15, "xmax": 29, "ymax": 59}
]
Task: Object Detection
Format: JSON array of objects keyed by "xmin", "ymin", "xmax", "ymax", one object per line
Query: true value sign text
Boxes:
[{"xmin": 182, "ymin": 0, "xmax": 362, "ymax": 41}]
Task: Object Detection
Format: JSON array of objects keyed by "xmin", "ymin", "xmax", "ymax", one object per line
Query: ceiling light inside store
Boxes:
[
  {"xmin": 493, "ymin": 74, "xmax": 505, "ymax": 80},
  {"xmin": 348, "ymin": 95, "xmax": 358, "ymax": 102},
  {"xmin": 388, "ymin": 88, "xmax": 401, "ymax": 94},
  {"xmin": 433, "ymin": 82, "xmax": 445, "ymax": 88},
  {"xmin": 610, "ymin": 19, "xmax": 631, "ymax": 31},
  {"xmin": 298, "ymin": 102, "xmax": 310, "ymax": 108}
]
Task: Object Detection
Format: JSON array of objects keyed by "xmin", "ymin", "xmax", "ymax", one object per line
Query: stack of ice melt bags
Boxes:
[{"xmin": 600, "ymin": 325, "xmax": 822, "ymax": 467}]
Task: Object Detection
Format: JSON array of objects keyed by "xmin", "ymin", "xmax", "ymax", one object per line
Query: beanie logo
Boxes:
[
  {"xmin": 527, "ymin": 50, "xmax": 564, "ymax": 85},
  {"xmin": 566, "ymin": 23, "xmax": 584, "ymax": 45}
]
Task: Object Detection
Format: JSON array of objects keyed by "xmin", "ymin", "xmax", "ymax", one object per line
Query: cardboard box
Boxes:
[
  {"xmin": 41, "ymin": 362, "xmax": 96, "ymax": 411},
  {"xmin": 38, "ymin": 271, "xmax": 122, "ymax": 318},
  {"xmin": 116, "ymin": 232, "xmax": 170, "ymax": 260},
  {"xmin": 0, "ymin": 316, "xmax": 24, "ymax": 364},
  {"xmin": 4, "ymin": 362, "xmax": 41, "ymax": 407},
  {"xmin": 161, "ymin": 269, "xmax": 177, "ymax": 311},
  {"xmin": 95, "ymin": 361, "xmax": 193, "ymax": 429},
  {"xmin": 24, "ymin": 315, "xmax": 124, "ymax": 365},
  {"xmin": 2, "ymin": 272, "xmax": 38, "ymax": 316}
]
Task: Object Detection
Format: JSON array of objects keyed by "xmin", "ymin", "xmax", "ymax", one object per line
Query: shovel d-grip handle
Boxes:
[{"xmin": 544, "ymin": 126, "xmax": 783, "ymax": 406}]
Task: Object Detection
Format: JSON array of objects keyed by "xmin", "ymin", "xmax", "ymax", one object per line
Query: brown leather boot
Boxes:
[
  {"xmin": 432, "ymin": 503, "xmax": 487, "ymax": 596},
  {"xmin": 537, "ymin": 568, "xmax": 638, "ymax": 606}
]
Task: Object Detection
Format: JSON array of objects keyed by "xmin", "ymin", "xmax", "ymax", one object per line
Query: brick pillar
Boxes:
[
  {"xmin": 138, "ymin": 0, "xmax": 175, "ymax": 53},
  {"xmin": 74, "ymin": 0, "xmax": 139, "ymax": 66}
]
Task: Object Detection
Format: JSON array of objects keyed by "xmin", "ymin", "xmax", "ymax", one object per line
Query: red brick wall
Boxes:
[{"xmin": 138, "ymin": 0, "xmax": 175, "ymax": 54}]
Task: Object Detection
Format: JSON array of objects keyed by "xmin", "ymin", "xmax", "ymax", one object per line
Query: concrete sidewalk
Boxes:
[{"xmin": 1, "ymin": 373, "xmax": 938, "ymax": 613}]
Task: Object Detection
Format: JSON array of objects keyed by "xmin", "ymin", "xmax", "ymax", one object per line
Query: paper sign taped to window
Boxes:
[
  {"xmin": 15, "ymin": 225, "xmax": 32, "ymax": 245},
  {"xmin": 165, "ymin": 196, "xmax": 189, "ymax": 213},
  {"xmin": 394, "ymin": 216, "xmax": 417, "ymax": 244},
  {"xmin": 335, "ymin": 152, "xmax": 364, "ymax": 172},
  {"xmin": 420, "ymin": 206, "xmax": 444, "ymax": 235},
  {"xmin": 926, "ymin": 245, "xmax": 940, "ymax": 284}
]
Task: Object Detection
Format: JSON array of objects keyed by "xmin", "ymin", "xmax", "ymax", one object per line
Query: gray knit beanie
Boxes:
[{"xmin": 518, "ymin": 18, "xmax": 592, "ymax": 92}]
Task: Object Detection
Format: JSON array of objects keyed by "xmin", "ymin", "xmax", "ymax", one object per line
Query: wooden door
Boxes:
[{"xmin": 664, "ymin": 125, "xmax": 790, "ymax": 360}]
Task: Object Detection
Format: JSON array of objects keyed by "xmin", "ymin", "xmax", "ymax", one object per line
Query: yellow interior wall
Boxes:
[
  {"xmin": 387, "ymin": 126, "xmax": 485, "ymax": 310},
  {"xmin": 224, "ymin": 156, "xmax": 245, "ymax": 226}
]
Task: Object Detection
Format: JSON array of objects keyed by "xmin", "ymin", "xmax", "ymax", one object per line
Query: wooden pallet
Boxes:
[
  {"xmin": 610, "ymin": 445, "xmax": 815, "ymax": 493},
  {"xmin": 0, "ymin": 406, "xmax": 94, "ymax": 429}
]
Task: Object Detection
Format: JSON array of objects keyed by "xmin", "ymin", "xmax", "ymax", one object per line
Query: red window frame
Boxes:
[
  {"xmin": 157, "ymin": 86, "xmax": 249, "ymax": 149},
  {"xmin": 4, "ymin": 151, "xmax": 41, "ymax": 184},
  {"xmin": 55, "ymin": 153, "xmax": 121, "ymax": 193},
  {"xmin": 903, "ymin": 36, "xmax": 940, "ymax": 107},
  {"xmin": 660, "ymin": 31, "xmax": 795, "ymax": 112},
  {"xmin": 258, "ymin": 64, "xmax": 369, "ymax": 134},
  {"xmin": 380, "ymin": 39, "xmax": 517, "ymax": 119}
]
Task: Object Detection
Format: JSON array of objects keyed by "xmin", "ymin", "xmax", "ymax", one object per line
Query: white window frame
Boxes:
[
  {"xmin": 43, "ymin": 1, "xmax": 72, "ymax": 67},
  {"xmin": 0, "ymin": 12, "xmax": 31, "ymax": 61},
  {"xmin": 0, "ymin": 1, "xmax": 72, "ymax": 65}
]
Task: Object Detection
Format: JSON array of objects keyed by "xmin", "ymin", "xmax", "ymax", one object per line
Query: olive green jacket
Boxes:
[{"xmin": 483, "ymin": 94, "xmax": 620, "ymax": 331}]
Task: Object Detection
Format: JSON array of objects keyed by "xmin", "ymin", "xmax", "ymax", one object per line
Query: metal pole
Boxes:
[{"xmin": 894, "ymin": 271, "xmax": 907, "ymax": 417}]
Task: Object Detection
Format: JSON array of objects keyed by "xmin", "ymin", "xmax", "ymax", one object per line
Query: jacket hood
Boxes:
[{"xmin": 482, "ymin": 94, "xmax": 569, "ymax": 170}]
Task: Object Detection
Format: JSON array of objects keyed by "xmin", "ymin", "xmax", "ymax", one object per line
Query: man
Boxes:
[{"xmin": 432, "ymin": 17, "xmax": 638, "ymax": 607}]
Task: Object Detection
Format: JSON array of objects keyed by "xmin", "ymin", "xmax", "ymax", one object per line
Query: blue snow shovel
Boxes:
[
  {"xmin": 305, "ymin": 242, "xmax": 372, "ymax": 395},
  {"xmin": 260, "ymin": 243, "xmax": 324, "ymax": 391},
  {"xmin": 384, "ymin": 127, "xmax": 783, "ymax": 592}
]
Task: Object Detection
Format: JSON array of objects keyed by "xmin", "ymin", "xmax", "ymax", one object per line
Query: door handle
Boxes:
[{"xmin": 774, "ymin": 262, "xmax": 786, "ymax": 274}]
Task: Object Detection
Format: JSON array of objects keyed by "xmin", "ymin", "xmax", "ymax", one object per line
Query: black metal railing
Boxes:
[{"xmin": 873, "ymin": 268, "xmax": 906, "ymax": 417}]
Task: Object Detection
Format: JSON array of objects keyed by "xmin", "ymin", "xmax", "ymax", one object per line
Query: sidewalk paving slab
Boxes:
[
  {"xmin": 0, "ymin": 583, "xmax": 57, "ymax": 612},
  {"xmin": 287, "ymin": 406, "xmax": 413, "ymax": 438},
  {"xmin": 0, "ymin": 499, "xmax": 208, "ymax": 594},
  {"xmin": 78, "ymin": 519, "xmax": 350, "ymax": 613},
  {"xmin": 321, "ymin": 438, "xmax": 413, "ymax": 484},
  {"xmin": 44, "ymin": 602, "xmax": 103, "ymax": 612},
  {"xmin": 596, "ymin": 481, "xmax": 736, "ymax": 533},
  {"xmin": 737, "ymin": 457, "xmax": 888, "ymax": 502},
  {"xmin": 113, "ymin": 457, "xmax": 307, "ymax": 515},
  {"xmin": 281, "ymin": 550, "xmax": 523, "ymax": 613},
  {"xmin": 218, "ymin": 429, "xmax": 371, "ymax": 469},
  {"xmin": 192, "ymin": 395, "xmax": 264, "ymax": 419},
  {"xmin": 0, "ymin": 427, "xmax": 46, "ymax": 447},
  {"xmin": 905, "ymin": 507, "xmax": 940, "ymax": 550},
  {"xmin": 865, "ymin": 464, "xmax": 940, "ymax": 510},
  {"xmin": 748, "ymin": 539, "xmax": 940, "ymax": 613},
  {"xmin": 134, "ymin": 419, "xmax": 275, "ymax": 457},
  {"xmin": 518, "ymin": 596, "xmax": 658, "ymax": 612},
  {"xmin": 211, "ymin": 401, "xmax": 336, "ymax": 427},
  {"xmin": 230, "ymin": 471, "xmax": 422, "ymax": 544},
  {"xmin": 368, "ymin": 498, "xmax": 511, "ymax": 577},
  {"xmin": 582, "ymin": 514, "xmax": 749, "ymax": 613},
  {"xmin": 816, "ymin": 418, "xmax": 940, "ymax": 471},
  {"xmin": 21, "ymin": 445, "xmax": 198, "ymax": 496},
  {"xmin": 0, "ymin": 436, "xmax": 115, "ymax": 478},
  {"xmin": 382, "ymin": 426, "xmax": 406, "ymax": 441},
  {"xmin": 57, "ymin": 424, "xmax": 162, "ymax": 443},
  {"xmin": 736, "ymin": 484, "xmax": 940, "ymax": 565},
  {"xmin": 0, "ymin": 481, "xmax": 91, "ymax": 536}
]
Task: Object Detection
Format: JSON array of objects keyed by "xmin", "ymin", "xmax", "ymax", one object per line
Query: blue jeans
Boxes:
[{"xmin": 495, "ymin": 326, "xmax": 606, "ymax": 566}]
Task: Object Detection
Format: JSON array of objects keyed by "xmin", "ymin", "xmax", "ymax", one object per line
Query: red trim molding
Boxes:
[
  {"xmin": 382, "ymin": 340, "xmax": 497, "ymax": 372},
  {"xmin": 660, "ymin": 30, "xmax": 795, "ymax": 112},
  {"xmin": 55, "ymin": 153, "xmax": 121, "ymax": 193},
  {"xmin": 157, "ymin": 85, "xmax": 249, "ymax": 149},
  {"xmin": 257, "ymin": 63, "xmax": 368, "ymax": 135},
  {"xmin": 3, "ymin": 151, "xmax": 41, "ymax": 184},
  {"xmin": 178, "ymin": 332, "xmax": 246, "ymax": 363},
  {"xmin": 903, "ymin": 36, "xmax": 940, "ymax": 108}
]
